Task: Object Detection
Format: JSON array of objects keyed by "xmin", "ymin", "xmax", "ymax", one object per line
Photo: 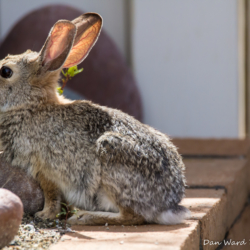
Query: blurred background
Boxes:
[{"xmin": 0, "ymin": 0, "xmax": 248, "ymax": 138}]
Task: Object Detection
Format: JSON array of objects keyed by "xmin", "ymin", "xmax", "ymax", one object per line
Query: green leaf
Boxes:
[
  {"xmin": 66, "ymin": 66, "xmax": 84, "ymax": 77},
  {"xmin": 61, "ymin": 69, "xmax": 67, "ymax": 77},
  {"xmin": 62, "ymin": 208, "xmax": 66, "ymax": 212},
  {"xmin": 60, "ymin": 202, "xmax": 67, "ymax": 206},
  {"xmin": 74, "ymin": 68, "xmax": 83, "ymax": 75},
  {"xmin": 59, "ymin": 66, "xmax": 83, "ymax": 93},
  {"xmin": 57, "ymin": 87, "xmax": 63, "ymax": 95},
  {"xmin": 67, "ymin": 66, "xmax": 78, "ymax": 77},
  {"xmin": 71, "ymin": 210, "xmax": 78, "ymax": 214},
  {"xmin": 56, "ymin": 212, "xmax": 66, "ymax": 217}
]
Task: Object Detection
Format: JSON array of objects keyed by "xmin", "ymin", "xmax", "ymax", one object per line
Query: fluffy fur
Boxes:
[{"xmin": 0, "ymin": 13, "xmax": 190, "ymax": 225}]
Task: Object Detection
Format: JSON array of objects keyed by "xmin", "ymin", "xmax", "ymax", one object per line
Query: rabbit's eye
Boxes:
[{"xmin": 0, "ymin": 66, "xmax": 13, "ymax": 78}]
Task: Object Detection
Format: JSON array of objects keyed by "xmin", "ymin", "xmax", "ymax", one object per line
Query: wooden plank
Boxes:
[
  {"xmin": 223, "ymin": 205, "xmax": 250, "ymax": 250},
  {"xmin": 172, "ymin": 138, "xmax": 250, "ymax": 157},
  {"xmin": 237, "ymin": 0, "xmax": 246, "ymax": 138},
  {"xmin": 184, "ymin": 158, "xmax": 247, "ymax": 187},
  {"xmin": 50, "ymin": 221, "xmax": 200, "ymax": 250}
]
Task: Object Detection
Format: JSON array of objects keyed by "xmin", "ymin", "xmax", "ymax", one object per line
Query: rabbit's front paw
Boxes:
[{"xmin": 35, "ymin": 207, "xmax": 59, "ymax": 220}]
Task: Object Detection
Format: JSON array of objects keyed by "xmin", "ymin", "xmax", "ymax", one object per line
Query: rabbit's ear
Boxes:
[
  {"xmin": 40, "ymin": 20, "xmax": 77, "ymax": 71},
  {"xmin": 63, "ymin": 13, "xmax": 102, "ymax": 68}
]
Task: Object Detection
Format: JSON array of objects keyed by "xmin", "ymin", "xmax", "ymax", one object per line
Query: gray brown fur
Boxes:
[{"xmin": 0, "ymin": 13, "xmax": 189, "ymax": 225}]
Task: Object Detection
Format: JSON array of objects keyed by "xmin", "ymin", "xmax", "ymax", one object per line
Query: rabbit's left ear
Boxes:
[
  {"xmin": 40, "ymin": 20, "xmax": 76, "ymax": 71},
  {"xmin": 63, "ymin": 13, "xmax": 102, "ymax": 68}
]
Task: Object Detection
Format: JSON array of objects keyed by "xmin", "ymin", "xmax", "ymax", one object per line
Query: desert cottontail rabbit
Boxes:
[{"xmin": 0, "ymin": 13, "xmax": 190, "ymax": 225}]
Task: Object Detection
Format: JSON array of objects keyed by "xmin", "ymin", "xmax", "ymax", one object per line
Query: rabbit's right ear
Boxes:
[
  {"xmin": 40, "ymin": 20, "xmax": 77, "ymax": 71},
  {"xmin": 63, "ymin": 13, "xmax": 102, "ymax": 68}
]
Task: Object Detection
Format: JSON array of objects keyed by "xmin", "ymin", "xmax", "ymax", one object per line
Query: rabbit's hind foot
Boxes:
[{"xmin": 67, "ymin": 209, "xmax": 145, "ymax": 226}]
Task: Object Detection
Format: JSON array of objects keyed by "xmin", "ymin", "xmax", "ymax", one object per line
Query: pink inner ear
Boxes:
[
  {"xmin": 43, "ymin": 23, "xmax": 73, "ymax": 65},
  {"xmin": 63, "ymin": 29, "xmax": 93, "ymax": 68},
  {"xmin": 63, "ymin": 20, "xmax": 102, "ymax": 68}
]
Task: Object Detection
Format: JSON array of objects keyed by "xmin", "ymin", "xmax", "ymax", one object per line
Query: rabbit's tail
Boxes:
[{"xmin": 154, "ymin": 205, "xmax": 191, "ymax": 225}]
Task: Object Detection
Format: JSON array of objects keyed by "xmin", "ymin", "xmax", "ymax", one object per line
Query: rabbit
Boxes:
[{"xmin": 0, "ymin": 13, "xmax": 190, "ymax": 225}]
